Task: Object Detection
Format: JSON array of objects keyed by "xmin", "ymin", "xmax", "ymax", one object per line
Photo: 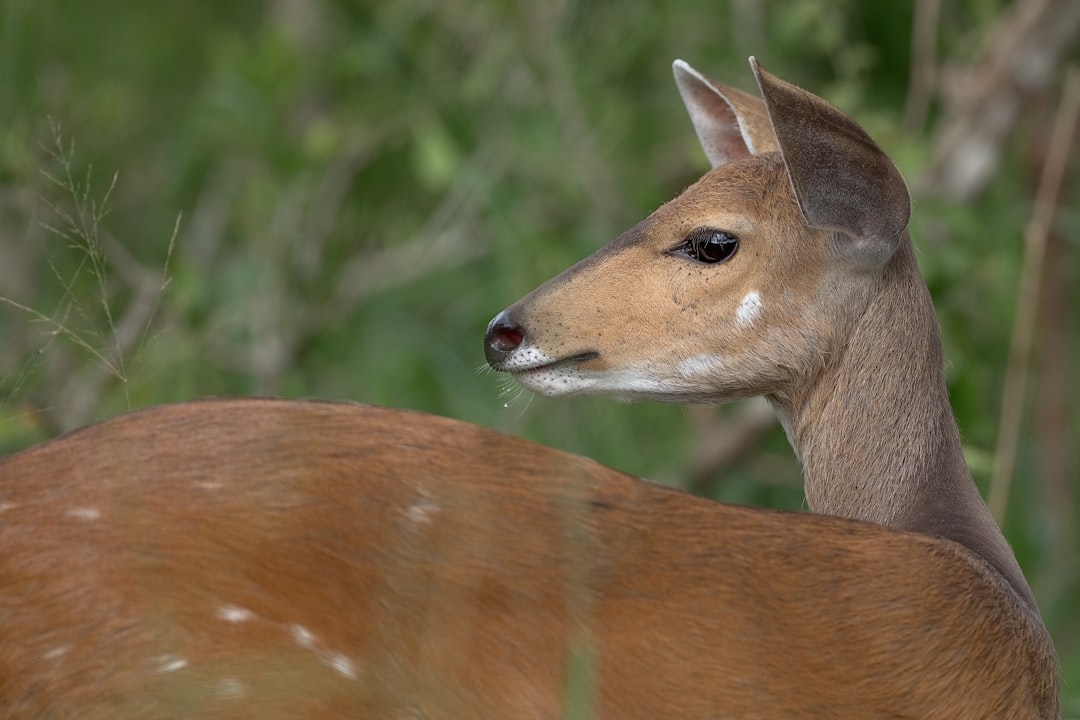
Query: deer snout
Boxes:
[{"xmin": 484, "ymin": 310, "xmax": 526, "ymax": 368}]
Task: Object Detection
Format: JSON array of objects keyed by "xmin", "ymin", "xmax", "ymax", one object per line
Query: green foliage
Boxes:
[{"xmin": 0, "ymin": 0, "xmax": 1077, "ymax": 711}]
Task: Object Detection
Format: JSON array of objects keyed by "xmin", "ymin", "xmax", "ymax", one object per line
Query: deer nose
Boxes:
[{"xmin": 484, "ymin": 310, "xmax": 526, "ymax": 367}]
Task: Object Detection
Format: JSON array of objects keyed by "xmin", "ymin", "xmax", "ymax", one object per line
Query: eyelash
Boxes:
[{"xmin": 672, "ymin": 228, "xmax": 740, "ymax": 264}]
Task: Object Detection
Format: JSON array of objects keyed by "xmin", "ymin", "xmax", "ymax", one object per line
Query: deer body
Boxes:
[
  {"xmin": 0, "ymin": 399, "xmax": 1056, "ymax": 718},
  {"xmin": 0, "ymin": 59, "xmax": 1059, "ymax": 717}
]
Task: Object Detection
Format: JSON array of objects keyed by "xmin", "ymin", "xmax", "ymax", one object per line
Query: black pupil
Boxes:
[{"xmin": 689, "ymin": 229, "xmax": 738, "ymax": 263}]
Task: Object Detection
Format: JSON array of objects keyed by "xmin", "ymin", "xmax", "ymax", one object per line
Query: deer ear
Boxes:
[
  {"xmin": 673, "ymin": 60, "xmax": 778, "ymax": 168},
  {"xmin": 750, "ymin": 57, "xmax": 910, "ymax": 263}
]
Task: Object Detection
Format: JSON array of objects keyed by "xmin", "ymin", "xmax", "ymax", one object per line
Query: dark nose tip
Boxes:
[{"xmin": 484, "ymin": 310, "xmax": 525, "ymax": 367}]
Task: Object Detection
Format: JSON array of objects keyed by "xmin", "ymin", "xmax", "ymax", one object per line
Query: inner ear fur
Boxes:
[
  {"xmin": 673, "ymin": 59, "xmax": 778, "ymax": 168},
  {"xmin": 750, "ymin": 57, "xmax": 911, "ymax": 262}
]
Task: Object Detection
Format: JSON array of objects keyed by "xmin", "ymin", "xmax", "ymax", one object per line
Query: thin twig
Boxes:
[
  {"xmin": 139, "ymin": 212, "xmax": 181, "ymax": 351},
  {"xmin": 0, "ymin": 295, "xmax": 120, "ymax": 376},
  {"xmin": 988, "ymin": 65, "xmax": 1080, "ymax": 522}
]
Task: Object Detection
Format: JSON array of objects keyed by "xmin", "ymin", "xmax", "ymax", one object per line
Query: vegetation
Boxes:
[{"xmin": 1, "ymin": 0, "xmax": 1077, "ymax": 710}]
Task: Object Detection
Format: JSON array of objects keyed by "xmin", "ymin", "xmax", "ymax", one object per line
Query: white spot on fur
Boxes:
[
  {"xmin": 281, "ymin": 623, "xmax": 358, "ymax": 681},
  {"xmin": 67, "ymin": 507, "xmax": 101, "ymax": 521},
  {"xmin": 0, "ymin": 502, "xmax": 16, "ymax": 513},
  {"xmin": 155, "ymin": 654, "xmax": 188, "ymax": 674},
  {"xmin": 324, "ymin": 651, "xmax": 357, "ymax": 679},
  {"xmin": 41, "ymin": 645, "xmax": 70, "ymax": 661},
  {"xmin": 195, "ymin": 481, "xmax": 223, "ymax": 490},
  {"xmin": 217, "ymin": 605, "xmax": 255, "ymax": 623},
  {"xmin": 405, "ymin": 497, "xmax": 440, "ymax": 524},
  {"xmin": 735, "ymin": 291, "xmax": 763, "ymax": 328},
  {"xmin": 290, "ymin": 624, "xmax": 316, "ymax": 649},
  {"xmin": 216, "ymin": 678, "xmax": 245, "ymax": 699}
]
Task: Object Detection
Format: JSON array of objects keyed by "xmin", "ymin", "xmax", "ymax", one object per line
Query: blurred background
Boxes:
[{"xmin": 0, "ymin": 0, "xmax": 1077, "ymax": 709}]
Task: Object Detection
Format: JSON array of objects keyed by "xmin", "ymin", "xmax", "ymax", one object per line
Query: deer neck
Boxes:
[{"xmin": 769, "ymin": 238, "xmax": 1039, "ymax": 614}]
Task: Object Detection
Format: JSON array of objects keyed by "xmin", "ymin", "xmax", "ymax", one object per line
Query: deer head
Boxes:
[{"xmin": 485, "ymin": 58, "xmax": 911, "ymax": 409}]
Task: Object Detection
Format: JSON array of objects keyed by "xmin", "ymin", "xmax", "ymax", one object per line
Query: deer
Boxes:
[{"xmin": 0, "ymin": 58, "xmax": 1058, "ymax": 719}]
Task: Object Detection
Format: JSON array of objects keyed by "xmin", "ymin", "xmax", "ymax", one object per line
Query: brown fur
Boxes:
[{"xmin": 0, "ymin": 399, "xmax": 1058, "ymax": 717}]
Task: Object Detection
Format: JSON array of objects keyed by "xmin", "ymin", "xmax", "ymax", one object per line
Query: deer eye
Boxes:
[{"xmin": 678, "ymin": 228, "xmax": 739, "ymax": 264}]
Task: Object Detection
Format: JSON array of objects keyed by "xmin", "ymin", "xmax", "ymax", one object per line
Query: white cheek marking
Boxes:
[
  {"xmin": 217, "ymin": 605, "xmax": 255, "ymax": 623},
  {"xmin": 736, "ymin": 291, "xmax": 763, "ymax": 328},
  {"xmin": 67, "ymin": 507, "xmax": 101, "ymax": 521}
]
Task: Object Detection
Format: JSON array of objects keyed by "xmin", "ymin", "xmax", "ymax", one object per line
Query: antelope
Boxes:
[{"xmin": 0, "ymin": 58, "xmax": 1058, "ymax": 718}]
